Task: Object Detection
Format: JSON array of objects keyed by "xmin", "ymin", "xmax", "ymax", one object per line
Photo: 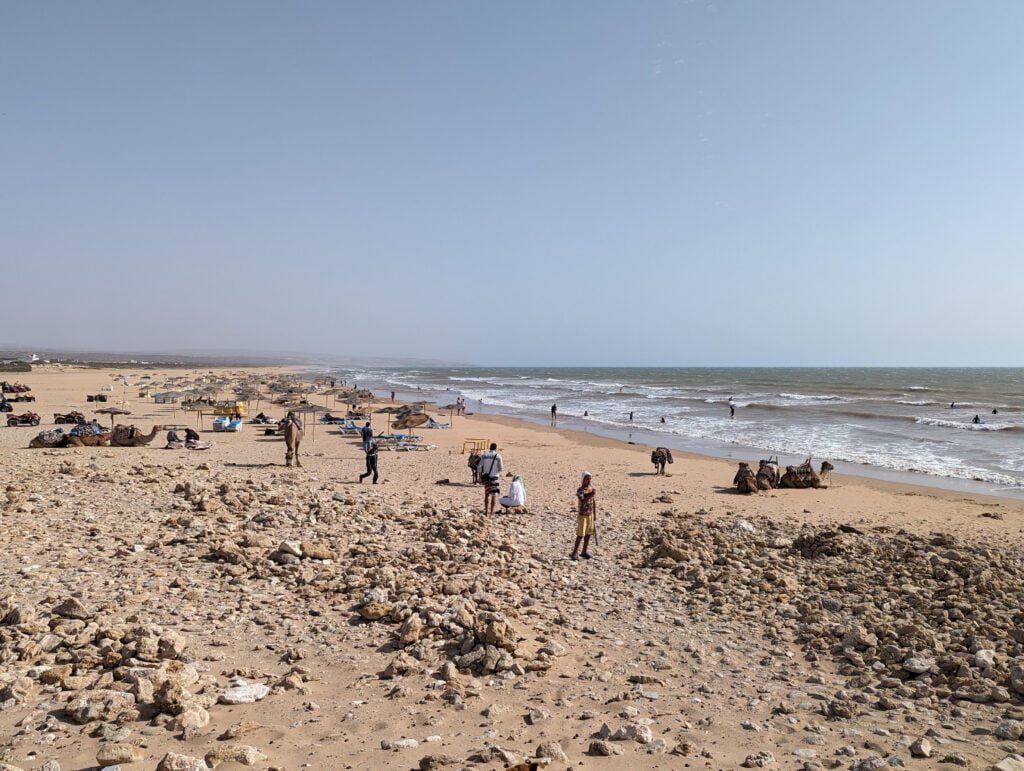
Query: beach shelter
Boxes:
[
  {"xmin": 392, "ymin": 413, "xmax": 429, "ymax": 431},
  {"xmin": 94, "ymin": 406, "xmax": 131, "ymax": 427}
]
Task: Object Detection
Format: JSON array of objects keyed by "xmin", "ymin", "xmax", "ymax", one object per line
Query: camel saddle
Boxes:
[
  {"xmin": 38, "ymin": 429, "xmax": 64, "ymax": 445},
  {"xmin": 113, "ymin": 425, "xmax": 137, "ymax": 444},
  {"xmin": 786, "ymin": 462, "xmax": 815, "ymax": 478}
]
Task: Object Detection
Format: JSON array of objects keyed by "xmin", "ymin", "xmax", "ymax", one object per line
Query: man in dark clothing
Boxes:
[
  {"xmin": 358, "ymin": 440, "xmax": 379, "ymax": 484},
  {"xmin": 360, "ymin": 421, "xmax": 374, "ymax": 451}
]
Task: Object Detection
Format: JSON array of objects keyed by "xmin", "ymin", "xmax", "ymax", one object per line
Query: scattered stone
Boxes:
[
  {"xmin": 743, "ymin": 751, "xmax": 776, "ymax": 767},
  {"xmin": 589, "ymin": 740, "xmax": 623, "ymax": 756},
  {"xmin": 910, "ymin": 738, "xmax": 932, "ymax": 758},
  {"xmin": 381, "ymin": 738, "xmax": 419, "ymax": 750},
  {"xmin": 155, "ymin": 754, "xmax": 208, "ymax": 771},
  {"xmin": 218, "ymin": 681, "xmax": 270, "ymax": 705},
  {"xmin": 66, "ymin": 690, "xmax": 137, "ymax": 724},
  {"xmin": 97, "ymin": 744, "xmax": 143, "ymax": 766},
  {"xmin": 204, "ymin": 746, "xmax": 267, "ymax": 768},
  {"xmin": 536, "ymin": 741, "xmax": 568, "ymax": 762}
]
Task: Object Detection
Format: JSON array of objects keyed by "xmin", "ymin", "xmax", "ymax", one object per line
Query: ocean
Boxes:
[{"xmin": 323, "ymin": 367, "xmax": 1024, "ymax": 499}]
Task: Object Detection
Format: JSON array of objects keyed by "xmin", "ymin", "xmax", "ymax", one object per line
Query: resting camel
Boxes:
[
  {"xmin": 29, "ymin": 431, "xmax": 69, "ymax": 449},
  {"xmin": 779, "ymin": 459, "xmax": 833, "ymax": 489},
  {"xmin": 756, "ymin": 458, "xmax": 780, "ymax": 490},
  {"xmin": 733, "ymin": 462, "xmax": 759, "ymax": 494},
  {"xmin": 110, "ymin": 424, "xmax": 164, "ymax": 447},
  {"xmin": 651, "ymin": 447, "xmax": 673, "ymax": 475},
  {"xmin": 283, "ymin": 419, "xmax": 304, "ymax": 467},
  {"xmin": 67, "ymin": 431, "xmax": 113, "ymax": 447}
]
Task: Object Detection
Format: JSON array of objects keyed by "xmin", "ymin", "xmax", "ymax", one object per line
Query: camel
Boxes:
[
  {"xmin": 110, "ymin": 424, "xmax": 164, "ymax": 447},
  {"xmin": 29, "ymin": 430, "xmax": 69, "ymax": 449},
  {"xmin": 779, "ymin": 459, "xmax": 833, "ymax": 489},
  {"xmin": 67, "ymin": 431, "xmax": 113, "ymax": 447},
  {"xmin": 283, "ymin": 419, "xmax": 304, "ymax": 467},
  {"xmin": 651, "ymin": 447, "xmax": 673, "ymax": 475},
  {"xmin": 756, "ymin": 458, "xmax": 780, "ymax": 490},
  {"xmin": 733, "ymin": 462, "xmax": 759, "ymax": 494}
]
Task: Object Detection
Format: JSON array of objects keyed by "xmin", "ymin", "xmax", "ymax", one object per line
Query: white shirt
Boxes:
[
  {"xmin": 500, "ymin": 479, "xmax": 526, "ymax": 507},
  {"xmin": 477, "ymin": 451, "xmax": 503, "ymax": 478}
]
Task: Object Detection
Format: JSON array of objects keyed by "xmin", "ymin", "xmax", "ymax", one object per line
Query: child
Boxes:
[{"xmin": 571, "ymin": 472, "xmax": 596, "ymax": 560}]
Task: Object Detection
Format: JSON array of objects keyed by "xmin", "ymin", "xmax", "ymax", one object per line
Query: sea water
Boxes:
[{"xmin": 327, "ymin": 367, "xmax": 1024, "ymax": 499}]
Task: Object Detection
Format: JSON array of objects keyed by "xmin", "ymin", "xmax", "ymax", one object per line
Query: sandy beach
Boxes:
[{"xmin": 3, "ymin": 365, "xmax": 1024, "ymax": 771}]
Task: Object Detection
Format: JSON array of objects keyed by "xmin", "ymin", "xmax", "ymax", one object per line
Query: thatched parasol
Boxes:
[
  {"xmin": 392, "ymin": 413, "xmax": 429, "ymax": 431},
  {"xmin": 94, "ymin": 406, "xmax": 131, "ymax": 426},
  {"xmin": 281, "ymin": 402, "xmax": 329, "ymax": 441}
]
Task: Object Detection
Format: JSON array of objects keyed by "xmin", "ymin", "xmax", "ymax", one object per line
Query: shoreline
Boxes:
[{"xmin": 362, "ymin": 380, "xmax": 1024, "ymax": 505}]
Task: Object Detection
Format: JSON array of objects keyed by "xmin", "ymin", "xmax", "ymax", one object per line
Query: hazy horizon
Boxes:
[{"xmin": 3, "ymin": 2, "xmax": 1022, "ymax": 367}]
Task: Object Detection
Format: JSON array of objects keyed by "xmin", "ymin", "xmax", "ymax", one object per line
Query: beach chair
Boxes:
[{"xmin": 425, "ymin": 417, "xmax": 450, "ymax": 429}]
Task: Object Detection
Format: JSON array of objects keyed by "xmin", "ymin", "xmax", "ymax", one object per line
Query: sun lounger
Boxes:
[
  {"xmin": 374, "ymin": 433, "xmax": 424, "ymax": 450},
  {"xmin": 425, "ymin": 417, "xmax": 450, "ymax": 429}
]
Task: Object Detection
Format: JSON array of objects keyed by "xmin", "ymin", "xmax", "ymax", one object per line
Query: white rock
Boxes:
[
  {"xmin": 218, "ymin": 682, "xmax": 270, "ymax": 705},
  {"xmin": 381, "ymin": 738, "xmax": 419, "ymax": 750}
]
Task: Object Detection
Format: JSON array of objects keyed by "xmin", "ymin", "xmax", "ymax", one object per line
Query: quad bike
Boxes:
[
  {"xmin": 86, "ymin": 394, "xmax": 109, "ymax": 403},
  {"xmin": 0, "ymin": 401, "xmax": 11, "ymax": 413},
  {"xmin": 7, "ymin": 412, "xmax": 41, "ymax": 427},
  {"xmin": 4, "ymin": 393, "xmax": 36, "ymax": 402},
  {"xmin": 54, "ymin": 411, "xmax": 86, "ymax": 424}
]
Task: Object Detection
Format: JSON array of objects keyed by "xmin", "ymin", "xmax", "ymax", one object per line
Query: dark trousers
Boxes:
[{"xmin": 359, "ymin": 454, "xmax": 379, "ymax": 483}]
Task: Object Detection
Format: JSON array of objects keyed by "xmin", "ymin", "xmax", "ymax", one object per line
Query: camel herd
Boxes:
[
  {"xmin": 733, "ymin": 457, "xmax": 833, "ymax": 494},
  {"xmin": 28, "ymin": 424, "xmax": 165, "ymax": 449}
]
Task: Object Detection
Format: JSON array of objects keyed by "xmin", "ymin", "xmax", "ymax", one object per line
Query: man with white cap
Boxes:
[{"xmin": 571, "ymin": 471, "xmax": 596, "ymax": 560}]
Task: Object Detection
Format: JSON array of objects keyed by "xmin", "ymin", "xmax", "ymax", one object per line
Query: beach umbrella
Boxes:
[
  {"xmin": 375, "ymin": 405, "xmax": 404, "ymax": 432},
  {"xmin": 283, "ymin": 401, "xmax": 329, "ymax": 442},
  {"xmin": 393, "ymin": 413, "xmax": 429, "ymax": 430},
  {"xmin": 443, "ymin": 403, "xmax": 458, "ymax": 425},
  {"xmin": 94, "ymin": 406, "xmax": 131, "ymax": 427}
]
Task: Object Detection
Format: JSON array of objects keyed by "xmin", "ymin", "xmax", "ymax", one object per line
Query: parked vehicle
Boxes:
[
  {"xmin": 0, "ymin": 401, "xmax": 11, "ymax": 413},
  {"xmin": 86, "ymin": 394, "xmax": 109, "ymax": 403},
  {"xmin": 4, "ymin": 393, "xmax": 36, "ymax": 402},
  {"xmin": 54, "ymin": 411, "xmax": 86, "ymax": 424},
  {"xmin": 7, "ymin": 412, "xmax": 41, "ymax": 427},
  {"xmin": 0, "ymin": 381, "xmax": 31, "ymax": 393}
]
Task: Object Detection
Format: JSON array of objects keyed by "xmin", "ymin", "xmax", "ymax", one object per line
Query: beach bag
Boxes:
[{"xmin": 665, "ymin": 449, "xmax": 673, "ymax": 464}]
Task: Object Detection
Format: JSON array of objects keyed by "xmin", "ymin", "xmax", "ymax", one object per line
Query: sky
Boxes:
[{"xmin": 2, "ymin": 1, "xmax": 1022, "ymax": 367}]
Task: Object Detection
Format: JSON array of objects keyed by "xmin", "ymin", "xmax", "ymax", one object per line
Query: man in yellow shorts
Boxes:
[{"xmin": 571, "ymin": 472, "xmax": 596, "ymax": 560}]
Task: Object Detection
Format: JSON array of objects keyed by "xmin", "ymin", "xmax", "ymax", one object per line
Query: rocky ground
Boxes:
[{"xmin": 3, "ymin": 369, "xmax": 1024, "ymax": 770}]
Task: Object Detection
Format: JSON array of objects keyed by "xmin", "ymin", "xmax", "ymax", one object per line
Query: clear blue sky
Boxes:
[{"xmin": 2, "ymin": 2, "xmax": 1022, "ymax": 366}]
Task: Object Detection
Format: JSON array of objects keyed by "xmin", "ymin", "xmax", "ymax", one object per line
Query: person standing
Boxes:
[
  {"xmin": 358, "ymin": 439, "xmax": 379, "ymax": 484},
  {"xmin": 729, "ymin": 397, "xmax": 735, "ymax": 419},
  {"xmin": 550, "ymin": 404, "xmax": 557, "ymax": 426},
  {"xmin": 629, "ymin": 411, "xmax": 633, "ymax": 422},
  {"xmin": 360, "ymin": 421, "xmax": 374, "ymax": 451},
  {"xmin": 476, "ymin": 443, "xmax": 504, "ymax": 517},
  {"xmin": 571, "ymin": 472, "xmax": 596, "ymax": 560}
]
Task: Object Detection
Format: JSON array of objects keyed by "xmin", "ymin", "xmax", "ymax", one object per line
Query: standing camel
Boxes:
[{"xmin": 283, "ymin": 416, "xmax": 304, "ymax": 467}]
